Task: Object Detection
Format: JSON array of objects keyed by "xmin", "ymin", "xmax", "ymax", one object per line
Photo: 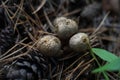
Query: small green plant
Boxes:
[{"xmin": 91, "ymin": 48, "xmax": 120, "ymax": 80}]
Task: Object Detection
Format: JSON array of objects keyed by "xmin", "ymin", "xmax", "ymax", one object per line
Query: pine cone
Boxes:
[
  {"xmin": 0, "ymin": 25, "xmax": 15, "ymax": 54},
  {"xmin": 0, "ymin": 8, "xmax": 15, "ymax": 54},
  {"xmin": 1, "ymin": 50, "xmax": 48, "ymax": 80}
]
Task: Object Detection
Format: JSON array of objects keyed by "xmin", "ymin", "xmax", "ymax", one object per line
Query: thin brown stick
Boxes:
[{"xmin": 32, "ymin": 0, "xmax": 46, "ymax": 14}]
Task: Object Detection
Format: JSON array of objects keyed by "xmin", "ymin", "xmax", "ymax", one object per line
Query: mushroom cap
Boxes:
[
  {"xmin": 69, "ymin": 33, "xmax": 89, "ymax": 52},
  {"xmin": 53, "ymin": 17, "xmax": 78, "ymax": 39},
  {"xmin": 37, "ymin": 35, "xmax": 61, "ymax": 56}
]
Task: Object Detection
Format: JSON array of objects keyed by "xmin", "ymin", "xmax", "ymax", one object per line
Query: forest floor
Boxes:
[{"xmin": 0, "ymin": 0, "xmax": 120, "ymax": 80}]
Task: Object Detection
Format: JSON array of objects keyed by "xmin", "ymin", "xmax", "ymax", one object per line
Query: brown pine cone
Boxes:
[
  {"xmin": 0, "ymin": 8, "xmax": 15, "ymax": 54},
  {"xmin": 0, "ymin": 26, "xmax": 15, "ymax": 54},
  {"xmin": 1, "ymin": 50, "xmax": 48, "ymax": 80}
]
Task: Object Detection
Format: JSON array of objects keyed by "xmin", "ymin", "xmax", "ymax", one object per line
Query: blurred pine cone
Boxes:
[
  {"xmin": 1, "ymin": 50, "xmax": 48, "ymax": 80},
  {"xmin": 0, "ymin": 8, "xmax": 15, "ymax": 54},
  {"xmin": 0, "ymin": 26, "xmax": 15, "ymax": 54}
]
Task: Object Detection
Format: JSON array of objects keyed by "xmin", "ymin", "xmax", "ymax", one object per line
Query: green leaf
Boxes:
[
  {"xmin": 92, "ymin": 48, "xmax": 118, "ymax": 62},
  {"xmin": 92, "ymin": 58, "xmax": 120, "ymax": 73}
]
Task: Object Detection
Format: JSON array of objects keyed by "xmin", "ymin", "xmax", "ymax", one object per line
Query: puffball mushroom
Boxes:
[
  {"xmin": 37, "ymin": 35, "xmax": 61, "ymax": 56},
  {"xmin": 53, "ymin": 17, "xmax": 78, "ymax": 39},
  {"xmin": 53, "ymin": 17, "xmax": 67, "ymax": 26},
  {"xmin": 69, "ymin": 33, "xmax": 90, "ymax": 52}
]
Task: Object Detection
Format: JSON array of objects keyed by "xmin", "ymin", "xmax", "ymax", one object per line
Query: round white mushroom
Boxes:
[
  {"xmin": 37, "ymin": 35, "xmax": 61, "ymax": 56},
  {"xmin": 53, "ymin": 17, "xmax": 78, "ymax": 39},
  {"xmin": 69, "ymin": 33, "xmax": 90, "ymax": 52}
]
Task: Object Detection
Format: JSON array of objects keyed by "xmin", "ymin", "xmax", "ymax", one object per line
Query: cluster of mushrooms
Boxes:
[{"xmin": 36, "ymin": 17, "xmax": 90, "ymax": 57}]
